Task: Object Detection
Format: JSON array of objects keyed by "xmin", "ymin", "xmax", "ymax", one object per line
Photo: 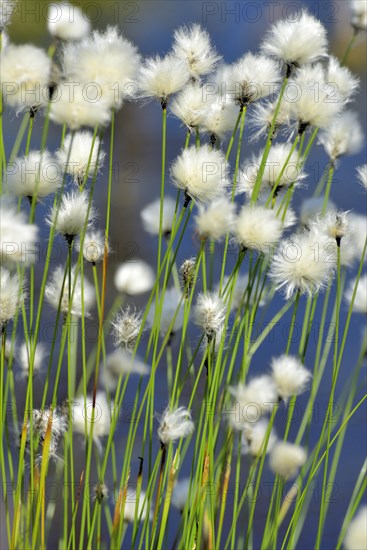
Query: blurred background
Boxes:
[{"xmin": 2, "ymin": 1, "xmax": 367, "ymax": 548}]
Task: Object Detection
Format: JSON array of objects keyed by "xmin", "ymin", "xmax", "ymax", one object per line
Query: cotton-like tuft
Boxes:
[
  {"xmin": 271, "ymin": 355, "xmax": 311, "ymax": 401},
  {"xmin": 47, "ymin": 2, "xmax": 91, "ymax": 41},
  {"xmin": 235, "ymin": 204, "xmax": 284, "ymax": 253},
  {"xmin": 112, "ymin": 307, "xmax": 142, "ymax": 352},
  {"xmin": 228, "ymin": 375, "xmax": 278, "ymax": 427},
  {"xmin": 101, "ymin": 350, "xmax": 149, "ymax": 392},
  {"xmin": 241, "ymin": 419, "xmax": 277, "ymax": 457},
  {"xmin": 0, "ymin": 199, "xmax": 39, "ymax": 265},
  {"xmin": 0, "ymin": 0, "xmax": 15, "ymax": 30},
  {"xmin": 47, "ymin": 191, "xmax": 96, "ymax": 242},
  {"xmin": 147, "ymin": 287, "xmax": 185, "ymax": 337},
  {"xmin": 114, "ymin": 260, "xmax": 155, "ymax": 295},
  {"xmin": 269, "ymin": 441, "xmax": 307, "ymax": 479},
  {"xmin": 344, "ymin": 506, "xmax": 367, "ymax": 550},
  {"xmin": 194, "ymin": 292, "xmax": 226, "ymax": 341},
  {"xmin": 171, "ymin": 145, "xmax": 230, "ymax": 204},
  {"xmin": 261, "ymin": 11, "xmax": 328, "ymax": 69},
  {"xmin": 45, "ymin": 265, "xmax": 95, "ymax": 318},
  {"xmin": 195, "ymin": 197, "xmax": 236, "ymax": 240},
  {"xmin": 56, "ymin": 132, "xmax": 105, "ymax": 186},
  {"xmin": 318, "ymin": 111, "xmax": 364, "ymax": 161},
  {"xmin": 140, "ymin": 197, "xmax": 176, "ymax": 236},
  {"xmin": 157, "ymin": 406, "xmax": 194, "ymax": 445},
  {"xmin": 327, "ymin": 56, "xmax": 359, "ymax": 103},
  {"xmin": 350, "ymin": 0, "xmax": 367, "ymax": 31},
  {"xmin": 73, "ymin": 392, "xmax": 111, "ymax": 452},
  {"xmin": 0, "ymin": 268, "xmax": 24, "ymax": 328},
  {"xmin": 138, "ymin": 54, "xmax": 190, "ymax": 106},
  {"xmin": 75, "ymin": 230, "xmax": 107, "ymax": 264},
  {"xmin": 357, "ymin": 164, "xmax": 367, "ymax": 190},
  {"xmin": 172, "ymin": 24, "xmax": 221, "ymax": 79},
  {"xmin": 345, "ymin": 274, "xmax": 367, "ymax": 314}
]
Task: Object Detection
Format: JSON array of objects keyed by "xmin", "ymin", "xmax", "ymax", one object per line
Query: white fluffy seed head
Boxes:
[
  {"xmin": 47, "ymin": 2, "xmax": 91, "ymax": 41},
  {"xmin": 45, "ymin": 265, "xmax": 95, "ymax": 318},
  {"xmin": 318, "ymin": 111, "xmax": 364, "ymax": 161},
  {"xmin": 73, "ymin": 392, "xmax": 111, "ymax": 444},
  {"xmin": 345, "ymin": 274, "xmax": 367, "ymax": 314},
  {"xmin": 56, "ymin": 132, "xmax": 105, "ymax": 185},
  {"xmin": 124, "ymin": 488, "xmax": 152, "ymax": 523},
  {"xmin": 172, "ymin": 478, "xmax": 191, "ymax": 511},
  {"xmin": 344, "ymin": 506, "xmax": 367, "ymax": 550},
  {"xmin": 157, "ymin": 406, "xmax": 194, "ymax": 445},
  {"xmin": 235, "ymin": 205, "xmax": 284, "ymax": 253},
  {"xmin": 147, "ymin": 287, "xmax": 184, "ymax": 337},
  {"xmin": 1, "ymin": 44, "xmax": 52, "ymax": 111},
  {"xmin": 194, "ymin": 292, "xmax": 226, "ymax": 340},
  {"xmin": 0, "ymin": 0, "xmax": 15, "ymax": 30},
  {"xmin": 227, "ymin": 53, "xmax": 281, "ymax": 107},
  {"xmin": 250, "ymin": 98, "xmax": 292, "ymax": 141},
  {"xmin": 195, "ymin": 197, "xmax": 236, "ymax": 240},
  {"xmin": 238, "ymin": 143, "xmax": 306, "ymax": 197},
  {"xmin": 261, "ymin": 11, "xmax": 328, "ymax": 68},
  {"xmin": 200, "ymin": 95, "xmax": 239, "ymax": 139},
  {"xmin": 327, "ymin": 56, "xmax": 359, "ymax": 103},
  {"xmin": 309, "ymin": 211, "xmax": 350, "ymax": 246},
  {"xmin": 140, "ymin": 197, "xmax": 176, "ymax": 236},
  {"xmin": 111, "ymin": 307, "xmax": 142, "ymax": 352},
  {"xmin": 241, "ymin": 419, "xmax": 277, "ymax": 457},
  {"xmin": 357, "ymin": 164, "xmax": 367, "ymax": 190},
  {"xmin": 269, "ymin": 441, "xmax": 307, "ymax": 479},
  {"xmin": 170, "ymin": 81, "xmax": 207, "ymax": 130},
  {"xmin": 50, "ymin": 82, "xmax": 112, "ymax": 130},
  {"xmin": 19, "ymin": 342, "xmax": 47, "ymax": 379},
  {"xmin": 171, "ymin": 145, "xmax": 230, "ymax": 204},
  {"xmin": 299, "ymin": 196, "xmax": 336, "ymax": 227},
  {"xmin": 75, "ymin": 230, "xmax": 107, "ymax": 264},
  {"xmin": 350, "ymin": 0, "xmax": 367, "ymax": 31},
  {"xmin": 228, "ymin": 375, "xmax": 278, "ymax": 427},
  {"xmin": 0, "ymin": 268, "xmax": 24, "ymax": 327},
  {"xmin": 47, "ymin": 191, "xmax": 95, "ymax": 241},
  {"xmin": 172, "ymin": 24, "xmax": 221, "ymax": 79},
  {"xmin": 0, "ymin": 199, "xmax": 39, "ymax": 265},
  {"xmin": 271, "ymin": 355, "xmax": 311, "ymax": 401},
  {"xmin": 287, "ymin": 65, "xmax": 345, "ymax": 132},
  {"xmin": 270, "ymin": 229, "xmax": 336, "ymax": 298},
  {"xmin": 5, "ymin": 150, "xmax": 62, "ymax": 198},
  {"xmin": 101, "ymin": 350, "xmax": 149, "ymax": 391},
  {"xmin": 114, "ymin": 260, "xmax": 155, "ymax": 295},
  {"xmin": 62, "ymin": 27, "xmax": 141, "ymax": 107},
  {"xmin": 138, "ymin": 54, "xmax": 190, "ymax": 105}
]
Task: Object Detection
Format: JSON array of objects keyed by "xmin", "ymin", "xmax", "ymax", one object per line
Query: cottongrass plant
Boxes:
[{"xmin": 0, "ymin": 2, "xmax": 366, "ymax": 549}]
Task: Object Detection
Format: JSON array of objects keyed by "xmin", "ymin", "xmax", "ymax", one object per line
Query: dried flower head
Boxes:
[
  {"xmin": 112, "ymin": 307, "xmax": 142, "ymax": 352},
  {"xmin": 114, "ymin": 260, "xmax": 155, "ymax": 295},
  {"xmin": 47, "ymin": 191, "xmax": 96, "ymax": 243},
  {"xmin": 25, "ymin": 406, "xmax": 68, "ymax": 463},
  {"xmin": 138, "ymin": 54, "xmax": 190, "ymax": 107},
  {"xmin": 157, "ymin": 406, "xmax": 194, "ymax": 445},
  {"xmin": 269, "ymin": 441, "xmax": 307, "ymax": 479},
  {"xmin": 180, "ymin": 257, "xmax": 196, "ymax": 297}
]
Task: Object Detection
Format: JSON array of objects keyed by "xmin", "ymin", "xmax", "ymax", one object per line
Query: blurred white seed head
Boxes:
[
  {"xmin": 57, "ymin": 132, "xmax": 105, "ymax": 186},
  {"xmin": 269, "ymin": 441, "xmax": 307, "ymax": 479},
  {"xmin": 235, "ymin": 204, "xmax": 284, "ymax": 253},
  {"xmin": 310, "ymin": 211, "xmax": 349, "ymax": 247},
  {"xmin": 157, "ymin": 406, "xmax": 194, "ymax": 445},
  {"xmin": 348, "ymin": 213, "xmax": 367, "ymax": 262},
  {"xmin": 138, "ymin": 54, "xmax": 190, "ymax": 106},
  {"xmin": 141, "ymin": 196, "xmax": 176, "ymax": 236},
  {"xmin": 124, "ymin": 488, "xmax": 152, "ymax": 523},
  {"xmin": 26, "ymin": 406, "xmax": 68, "ymax": 462},
  {"xmin": 357, "ymin": 164, "xmax": 367, "ymax": 190},
  {"xmin": 73, "ymin": 392, "xmax": 111, "ymax": 452},
  {"xmin": 47, "ymin": 2, "xmax": 91, "ymax": 41},
  {"xmin": 112, "ymin": 307, "xmax": 142, "ymax": 352},
  {"xmin": 270, "ymin": 229, "xmax": 336, "ymax": 298},
  {"xmin": 62, "ymin": 26, "xmax": 141, "ymax": 107},
  {"xmin": 75, "ymin": 230, "xmax": 107, "ymax": 264},
  {"xmin": 345, "ymin": 274, "xmax": 367, "ymax": 313},
  {"xmin": 344, "ymin": 506, "xmax": 367, "ymax": 550},
  {"xmin": 0, "ymin": 0, "xmax": 15, "ymax": 30},
  {"xmin": 250, "ymin": 98, "xmax": 292, "ymax": 141},
  {"xmin": 261, "ymin": 11, "xmax": 328, "ymax": 69},
  {"xmin": 238, "ymin": 143, "xmax": 306, "ymax": 197},
  {"xmin": 227, "ymin": 53, "xmax": 281, "ymax": 107},
  {"xmin": 171, "ymin": 145, "xmax": 230, "ymax": 204},
  {"xmin": 0, "ymin": 268, "xmax": 24, "ymax": 328},
  {"xmin": 326, "ymin": 56, "xmax": 359, "ymax": 103},
  {"xmin": 47, "ymin": 191, "xmax": 95, "ymax": 242},
  {"xmin": 0, "ymin": 199, "xmax": 39, "ymax": 265},
  {"xmin": 101, "ymin": 349, "xmax": 150, "ymax": 392},
  {"xmin": 318, "ymin": 111, "xmax": 364, "ymax": 161},
  {"xmin": 241, "ymin": 419, "xmax": 277, "ymax": 457},
  {"xmin": 147, "ymin": 287, "xmax": 185, "ymax": 337},
  {"xmin": 350, "ymin": 0, "xmax": 367, "ymax": 31},
  {"xmin": 45, "ymin": 265, "xmax": 95, "ymax": 317},
  {"xmin": 172, "ymin": 24, "xmax": 221, "ymax": 79},
  {"xmin": 195, "ymin": 197, "xmax": 236, "ymax": 240},
  {"xmin": 194, "ymin": 292, "xmax": 226, "ymax": 341},
  {"xmin": 114, "ymin": 260, "xmax": 155, "ymax": 295},
  {"xmin": 5, "ymin": 150, "xmax": 62, "ymax": 199},
  {"xmin": 271, "ymin": 355, "xmax": 312, "ymax": 401},
  {"xmin": 172, "ymin": 478, "xmax": 191, "ymax": 511},
  {"xmin": 200, "ymin": 95, "xmax": 239, "ymax": 139},
  {"xmin": 1, "ymin": 44, "xmax": 52, "ymax": 112},
  {"xmin": 50, "ymin": 82, "xmax": 112, "ymax": 130},
  {"xmin": 228, "ymin": 375, "xmax": 278, "ymax": 427},
  {"xmin": 19, "ymin": 342, "xmax": 47, "ymax": 379},
  {"xmin": 299, "ymin": 196, "xmax": 336, "ymax": 227}
]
